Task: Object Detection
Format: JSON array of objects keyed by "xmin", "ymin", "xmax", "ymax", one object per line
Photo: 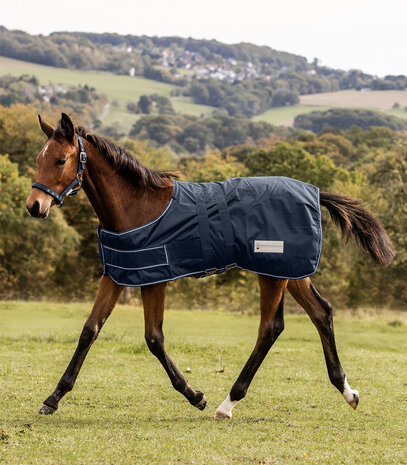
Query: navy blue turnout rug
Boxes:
[{"xmin": 97, "ymin": 176, "xmax": 322, "ymax": 286}]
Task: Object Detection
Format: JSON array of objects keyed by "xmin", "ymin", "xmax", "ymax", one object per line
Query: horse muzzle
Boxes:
[{"xmin": 26, "ymin": 199, "xmax": 50, "ymax": 218}]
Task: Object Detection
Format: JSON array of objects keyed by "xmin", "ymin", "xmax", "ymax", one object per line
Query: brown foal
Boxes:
[{"xmin": 26, "ymin": 113, "xmax": 394, "ymax": 418}]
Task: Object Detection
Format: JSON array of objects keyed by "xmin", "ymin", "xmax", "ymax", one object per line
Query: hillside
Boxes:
[
  {"xmin": 2, "ymin": 26, "xmax": 407, "ymax": 136},
  {"xmin": 2, "ymin": 55, "xmax": 407, "ymax": 137},
  {"xmin": 2, "ymin": 26, "xmax": 407, "ymax": 122}
]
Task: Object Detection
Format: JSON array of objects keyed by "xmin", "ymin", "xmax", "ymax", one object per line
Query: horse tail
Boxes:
[{"xmin": 319, "ymin": 192, "xmax": 395, "ymax": 267}]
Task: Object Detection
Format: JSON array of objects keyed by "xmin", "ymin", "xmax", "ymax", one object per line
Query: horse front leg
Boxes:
[
  {"xmin": 141, "ymin": 283, "xmax": 207, "ymax": 410},
  {"xmin": 39, "ymin": 276, "xmax": 123, "ymax": 414},
  {"xmin": 287, "ymin": 278, "xmax": 359, "ymax": 409},
  {"xmin": 215, "ymin": 276, "xmax": 287, "ymax": 418}
]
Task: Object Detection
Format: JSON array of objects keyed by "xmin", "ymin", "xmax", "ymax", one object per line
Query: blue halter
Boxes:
[{"xmin": 32, "ymin": 134, "xmax": 87, "ymax": 206}]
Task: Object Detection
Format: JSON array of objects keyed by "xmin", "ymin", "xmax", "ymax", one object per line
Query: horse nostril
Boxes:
[{"xmin": 28, "ymin": 200, "xmax": 40, "ymax": 217}]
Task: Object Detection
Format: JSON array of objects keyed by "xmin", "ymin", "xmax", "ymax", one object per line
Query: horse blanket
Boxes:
[{"xmin": 97, "ymin": 176, "xmax": 322, "ymax": 287}]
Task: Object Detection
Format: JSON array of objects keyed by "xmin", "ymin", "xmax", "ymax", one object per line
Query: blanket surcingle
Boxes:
[{"xmin": 97, "ymin": 176, "xmax": 322, "ymax": 287}]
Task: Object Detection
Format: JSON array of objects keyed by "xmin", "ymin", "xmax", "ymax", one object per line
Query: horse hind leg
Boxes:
[
  {"xmin": 287, "ymin": 278, "xmax": 359, "ymax": 409},
  {"xmin": 214, "ymin": 276, "xmax": 287, "ymax": 419}
]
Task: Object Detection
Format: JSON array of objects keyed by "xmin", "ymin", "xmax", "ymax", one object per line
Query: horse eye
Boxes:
[{"xmin": 56, "ymin": 159, "xmax": 67, "ymax": 166}]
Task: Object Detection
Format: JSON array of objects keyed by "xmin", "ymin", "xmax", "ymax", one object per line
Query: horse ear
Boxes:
[
  {"xmin": 38, "ymin": 114, "xmax": 55, "ymax": 139},
  {"xmin": 60, "ymin": 113, "xmax": 75, "ymax": 142}
]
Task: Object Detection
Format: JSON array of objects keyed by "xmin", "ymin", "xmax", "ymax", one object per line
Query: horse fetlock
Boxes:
[
  {"xmin": 192, "ymin": 392, "xmax": 207, "ymax": 410},
  {"xmin": 42, "ymin": 393, "xmax": 59, "ymax": 409},
  {"xmin": 342, "ymin": 376, "xmax": 359, "ymax": 409},
  {"xmin": 214, "ymin": 394, "xmax": 237, "ymax": 419}
]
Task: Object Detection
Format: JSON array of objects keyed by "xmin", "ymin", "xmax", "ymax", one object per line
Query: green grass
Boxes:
[
  {"xmin": 0, "ymin": 56, "xmax": 175, "ymax": 107},
  {"xmin": 102, "ymin": 107, "xmax": 140, "ymax": 133},
  {"xmin": 172, "ymin": 96, "xmax": 216, "ymax": 117},
  {"xmin": 0, "ymin": 301, "xmax": 406, "ymax": 464},
  {"xmin": 252, "ymin": 105, "xmax": 331, "ymax": 126}
]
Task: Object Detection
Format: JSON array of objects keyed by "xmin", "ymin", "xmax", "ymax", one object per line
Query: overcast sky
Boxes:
[{"xmin": 2, "ymin": 0, "xmax": 406, "ymax": 76}]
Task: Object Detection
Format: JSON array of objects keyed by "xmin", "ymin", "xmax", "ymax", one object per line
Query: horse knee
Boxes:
[
  {"xmin": 263, "ymin": 318, "xmax": 284, "ymax": 342},
  {"xmin": 272, "ymin": 319, "xmax": 285, "ymax": 337},
  {"xmin": 79, "ymin": 325, "xmax": 98, "ymax": 347},
  {"xmin": 145, "ymin": 332, "xmax": 164, "ymax": 356}
]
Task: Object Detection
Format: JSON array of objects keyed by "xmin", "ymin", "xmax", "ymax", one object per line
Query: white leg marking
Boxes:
[
  {"xmin": 214, "ymin": 394, "xmax": 237, "ymax": 419},
  {"xmin": 342, "ymin": 376, "xmax": 359, "ymax": 409}
]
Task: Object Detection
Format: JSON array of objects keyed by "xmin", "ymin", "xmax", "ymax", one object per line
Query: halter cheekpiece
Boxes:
[{"xmin": 32, "ymin": 134, "xmax": 87, "ymax": 206}]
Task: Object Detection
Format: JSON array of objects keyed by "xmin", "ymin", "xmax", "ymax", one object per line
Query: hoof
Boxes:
[
  {"xmin": 214, "ymin": 408, "xmax": 232, "ymax": 419},
  {"xmin": 349, "ymin": 391, "xmax": 359, "ymax": 410},
  {"xmin": 39, "ymin": 404, "xmax": 57, "ymax": 415},
  {"xmin": 193, "ymin": 394, "xmax": 207, "ymax": 411}
]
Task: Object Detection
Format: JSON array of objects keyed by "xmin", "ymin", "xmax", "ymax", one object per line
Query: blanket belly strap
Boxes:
[
  {"xmin": 195, "ymin": 186, "xmax": 213, "ymax": 269},
  {"xmin": 195, "ymin": 183, "xmax": 236, "ymax": 275},
  {"xmin": 213, "ymin": 184, "xmax": 235, "ymax": 267}
]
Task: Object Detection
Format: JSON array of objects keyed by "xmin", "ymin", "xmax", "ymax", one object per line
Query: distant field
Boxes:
[
  {"xmin": 253, "ymin": 90, "xmax": 407, "ymax": 126},
  {"xmin": 0, "ymin": 56, "xmax": 215, "ymax": 133},
  {"xmin": 0, "ymin": 301, "xmax": 406, "ymax": 464},
  {"xmin": 252, "ymin": 105, "xmax": 331, "ymax": 126},
  {"xmin": 172, "ymin": 96, "xmax": 217, "ymax": 117},
  {"xmin": 300, "ymin": 89, "xmax": 407, "ymax": 110}
]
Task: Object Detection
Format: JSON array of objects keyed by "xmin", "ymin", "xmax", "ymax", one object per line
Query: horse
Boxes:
[{"xmin": 26, "ymin": 113, "xmax": 395, "ymax": 419}]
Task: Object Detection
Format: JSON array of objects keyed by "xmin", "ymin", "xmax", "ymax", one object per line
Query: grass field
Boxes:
[
  {"xmin": 253, "ymin": 90, "xmax": 407, "ymax": 126},
  {"xmin": 252, "ymin": 105, "xmax": 331, "ymax": 126},
  {"xmin": 299, "ymin": 90, "xmax": 407, "ymax": 110},
  {"xmin": 0, "ymin": 301, "xmax": 406, "ymax": 464}
]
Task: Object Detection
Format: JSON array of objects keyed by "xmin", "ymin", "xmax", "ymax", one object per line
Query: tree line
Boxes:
[
  {"xmin": 295, "ymin": 108, "xmax": 407, "ymax": 132},
  {"xmin": 129, "ymin": 114, "xmax": 290, "ymax": 153}
]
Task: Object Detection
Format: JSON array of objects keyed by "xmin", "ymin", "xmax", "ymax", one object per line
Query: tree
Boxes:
[
  {"xmin": 138, "ymin": 95, "xmax": 153, "ymax": 114},
  {"xmin": 0, "ymin": 155, "xmax": 80, "ymax": 298},
  {"xmin": 0, "ymin": 104, "xmax": 47, "ymax": 175}
]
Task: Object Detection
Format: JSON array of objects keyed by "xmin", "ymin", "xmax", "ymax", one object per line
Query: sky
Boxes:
[{"xmin": 2, "ymin": 0, "xmax": 406, "ymax": 76}]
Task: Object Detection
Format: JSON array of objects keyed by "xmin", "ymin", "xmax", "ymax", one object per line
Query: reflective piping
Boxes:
[
  {"xmin": 100, "ymin": 198, "xmax": 173, "ymax": 236},
  {"xmin": 104, "ymin": 263, "xmax": 319, "ymax": 288},
  {"xmin": 105, "ymin": 262, "xmax": 168, "ymax": 271},
  {"xmin": 103, "ymin": 244, "xmax": 166, "ymax": 254},
  {"xmin": 106, "ymin": 270, "xmax": 206, "ymax": 287}
]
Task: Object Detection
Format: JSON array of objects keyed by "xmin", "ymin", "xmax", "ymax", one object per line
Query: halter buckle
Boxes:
[{"xmin": 80, "ymin": 152, "xmax": 87, "ymax": 164}]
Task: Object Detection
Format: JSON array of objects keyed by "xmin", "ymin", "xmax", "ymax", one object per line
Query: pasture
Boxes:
[
  {"xmin": 252, "ymin": 105, "xmax": 331, "ymax": 126},
  {"xmin": 253, "ymin": 90, "xmax": 407, "ymax": 126},
  {"xmin": 299, "ymin": 90, "xmax": 407, "ymax": 112},
  {"xmin": 0, "ymin": 301, "xmax": 406, "ymax": 464}
]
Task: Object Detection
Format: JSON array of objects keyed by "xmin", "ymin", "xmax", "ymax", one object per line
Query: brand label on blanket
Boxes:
[{"xmin": 254, "ymin": 240, "xmax": 284, "ymax": 253}]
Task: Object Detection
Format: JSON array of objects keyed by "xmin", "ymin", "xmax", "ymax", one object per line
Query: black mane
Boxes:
[{"xmin": 54, "ymin": 120, "xmax": 179, "ymax": 189}]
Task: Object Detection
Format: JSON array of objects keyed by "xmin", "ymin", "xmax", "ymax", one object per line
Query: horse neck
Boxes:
[{"xmin": 81, "ymin": 142, "xmax": 173, "ymax": 232}]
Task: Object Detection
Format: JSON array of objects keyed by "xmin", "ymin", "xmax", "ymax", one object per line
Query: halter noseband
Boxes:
[{"xmin": 32, "ymin": 134, "xmax": 87, "ymax": 207}]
